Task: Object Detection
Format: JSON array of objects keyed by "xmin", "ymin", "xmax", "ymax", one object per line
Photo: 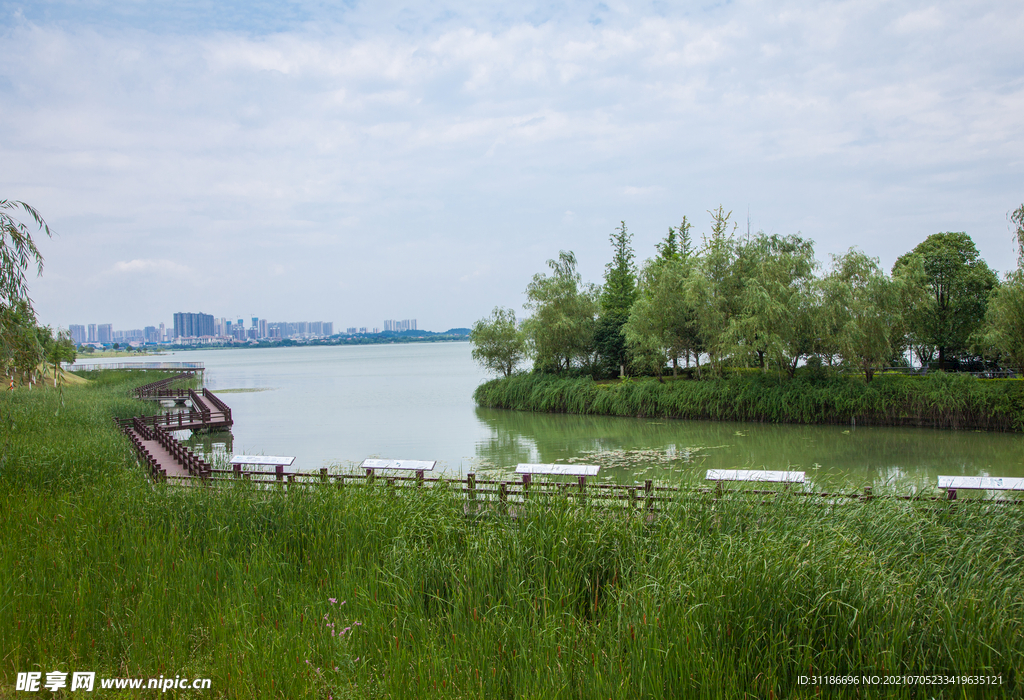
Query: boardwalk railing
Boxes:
[
  {"xmin": 134, "ymin": 373, "xmax": 196, "ymax": 399},
  {"xmin": 187, "ymin": 468, "xmax": 957, "ymax": 507}
]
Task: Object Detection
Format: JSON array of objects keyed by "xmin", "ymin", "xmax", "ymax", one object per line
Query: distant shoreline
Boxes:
[
  {"xmin": 165, "ymin": 333, "xmax": 470, "ymax": 351},
  {"xmin": 80, "ymin": 330, "xmax": 471, "ymax": 354}
]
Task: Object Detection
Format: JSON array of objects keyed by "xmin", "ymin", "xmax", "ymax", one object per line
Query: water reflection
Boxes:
[{"xmin": 473, "ymin": 407, "xmax": 1024, "ymax": 491}]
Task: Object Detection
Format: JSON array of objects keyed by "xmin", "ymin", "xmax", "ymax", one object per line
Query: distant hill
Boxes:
[{"xmin": 443, "ymin": 328, "xmax": 470, "ymax": 336}]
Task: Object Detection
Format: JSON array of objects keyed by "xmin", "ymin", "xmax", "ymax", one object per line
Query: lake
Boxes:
[{"xmin": 77, "ymin": 342, "xmax": 1024, "ymax": 491}]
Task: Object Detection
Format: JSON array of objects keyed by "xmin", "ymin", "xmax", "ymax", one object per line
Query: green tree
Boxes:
[
  {"xmin": 595, "ymin": 222, "xmax": 637, "ymax": 378},
  {"xmin": 981, "ymin": 270, "xmax": 1024, "ymax": 373},
  {"xmin": 654, "ymin": 217, "xmax": 693, "ymax": 263},
  {"xmin": 0, "ymin": 300, "xmax": 45, "ymax": 383},
  {"xmin": 523, "ymin": 251, "xmax": 599, "ymax": 372},
  {"xmin": 727, "ymin": 233, "xmax": 819, "ymax": 374},
  {"xmin": 981, "ymin": 209, "xmax": 1024, "ymax": 373},
  {"xmin": 40, "ymin": 326, "xmax": 77, "ymax": 387},
  {"xmin": 1, "ymin": 199, "xmax": 52, "ymax": 307},
  {"xmin": 893, "ymin": 232, "xmax": 998, "ymax": 370},
  {"xmin": 624, "ymin": 257, "xmax": 697, "ymax": 380},
  {"xmin": 684, "ymin": 207, "xmax": 739, "ymax": 376},
  {"xmin": 2, "ymin": 200, "xmax": 52, "ymax": 387},
  {"xmin": 470, "ymin": 307, "xmax": 526, "ymax": 378},
  {"xmin": 824, "ymin": 249, "xmax": 907, "ymax": 382},
  {"xmin": 1011, "ymin": 203, "xmax": 1024, "ymax": 269}
]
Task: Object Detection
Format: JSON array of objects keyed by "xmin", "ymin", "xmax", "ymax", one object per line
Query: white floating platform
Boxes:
[
  {"xmin": 938, "ymin": 476, "xmax": 1024, "ymax": 491},
  {"xmin": 230, "ymin": 455, "xmax": 295, "ymax": 467},
  {"xmin": 516, "ymin": 463, "xmax": 600, "ymax": 477},
  {"xmin": 706, "ymin": 469, "xmax": 805, "ymax": 484},
  {"xmin": 361, "ymin": 459, "xmax": 436, "ymax": 472}
]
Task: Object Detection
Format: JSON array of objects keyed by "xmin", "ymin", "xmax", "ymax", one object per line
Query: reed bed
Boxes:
[
  {"xmin": 1, "ymin": 374, "xmax": 1022, "ymax": 698},
  {"xmin": 475, "ymin": 372, "xmax": 1024, "ymax": 432}
]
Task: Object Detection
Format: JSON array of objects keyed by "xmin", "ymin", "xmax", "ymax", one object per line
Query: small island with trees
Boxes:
[{"xmin": 472, "ymin": 205, "xmax": 1024, "ymax": 431}]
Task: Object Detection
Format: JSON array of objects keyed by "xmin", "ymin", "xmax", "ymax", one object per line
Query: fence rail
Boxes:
[
  {"xmin": 163, "ymin": 467, "xmax": 1024, "ymax": 507},
  {"xmin": 66, "ymin": 361, "xmax": 204, "ymax": 372}
]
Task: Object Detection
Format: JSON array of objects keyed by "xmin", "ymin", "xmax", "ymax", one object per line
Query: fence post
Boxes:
[
  {"xmin": 234, "ymin": 463, "xmax": 242, "ymax": 479},
  {"xmin": 276, "ymin": 464, "xmax": 284, "ymax": 482},
  {"xmin": 468, "ymin": 472, "xmax": 476, "ymax": 502},
  {"xmin": 522, "ymin": 473, "xmax": 531, "ymax": 501},
  {"xmin": 578, "ymin": 475, "xmax": 586, "ymax": 505},
  {"xmin": 416, "ymin": 470, "xmax": 424, "ymax": 487},
  {"xmin": 320, "ymin": 467, "xmax": 328, "ymax": 484},
  {"xmin": 862, "ymin": 486, "xmax": 873, "ymax": 502},
  {"xmin": 947, "ymin": 488, "xmax": 957, "ymax": 501},
  {"xmin": 645, "ymin": 479, "xmax": 654, "ymax": 511},
  {"xmin": 499, "ymin": 482, "xmax": 507, "ymax": 510}
]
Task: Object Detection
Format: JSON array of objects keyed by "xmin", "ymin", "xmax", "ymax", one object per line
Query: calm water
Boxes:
[{"xmin": 77, "ymin": 343, "xmax": 1024, "ymax": 490}]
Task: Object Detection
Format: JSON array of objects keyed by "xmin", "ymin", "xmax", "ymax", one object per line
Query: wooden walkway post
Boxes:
[{"xmin": 467, "ymin": 472, "xmax": 476, "ymax": 502}]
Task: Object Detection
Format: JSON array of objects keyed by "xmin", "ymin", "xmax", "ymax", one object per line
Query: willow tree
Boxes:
[
  {"xmin": 522, "ymin": 251, "xmax": 599, "ymax": 372},
  {"xmin": 2, "ymin": 200, "xmax": 53, "ymax": 382},
  {"xmin": 824, "ymin": 249, "xmax": 908, "ymax": 382},
  {"xmin": 981, "ymin": 207, "xmax": 1024, "ymax": 372},
  {"xmin": 727, "ymin": 233, "xmax": 819, "ymax": 374}
]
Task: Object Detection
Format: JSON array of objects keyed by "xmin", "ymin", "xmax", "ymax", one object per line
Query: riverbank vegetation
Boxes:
[
  {"xmin": 472, "ymin": 204, "xmax": 1024, "ymax": 387},
  {"xmin": 475, "ymin": 370, "xmax": 1024, "ymax": 431},
  {"xmin": 2, "ymin": 373, "xmax": 1022, "ymax": 697}
]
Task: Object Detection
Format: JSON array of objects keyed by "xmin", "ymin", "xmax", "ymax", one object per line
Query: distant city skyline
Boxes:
[{"xmin": 64, "ymin": 312, "xmax": 438, "ymax": 343}]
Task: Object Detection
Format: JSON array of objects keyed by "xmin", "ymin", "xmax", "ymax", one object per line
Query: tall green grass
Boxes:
[
  {"xmin": 475, "ymin": 372, "xmax": 1024, "ymax": 431},
  {"xmin": 1, "ymin": 374, "xmax": 1022, "ymax": 698}
]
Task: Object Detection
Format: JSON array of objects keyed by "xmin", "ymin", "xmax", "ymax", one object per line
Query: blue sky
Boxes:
[{"xmin": 2, "ymin": 0, "xmax": 1023, "ymax": 332}]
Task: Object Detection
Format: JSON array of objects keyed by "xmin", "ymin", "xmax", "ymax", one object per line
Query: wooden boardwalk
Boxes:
[{"xmin": 118, "ymin": 375, "xmax": 226, "ymax": 479}]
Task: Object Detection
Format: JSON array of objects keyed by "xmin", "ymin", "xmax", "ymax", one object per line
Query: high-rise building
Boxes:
[
  {"xmin": 88, "ymin": 324, "xmax": 97, "ymax": 343},
  {"xmin": 346, "ymin": 327, "xmax": 357, "ymax": 334},
  {"xmin": 259, "ymin": 319, "xmax": 267, "ymax": 338},
  {"xmin": 173, "ymin": 312, "xmax": 215, "ymax": 338},
  {"xmin": 69, "ymin": 325, "xmax": 86, "ymax": 344},
  {"xmin": 323, "ymin": 322, "xmax": 333, "ymax": 336},
  {"xmin": 98, "ymin": 324, "xmax": 113, "ymax": 343},
  {"xmin": 144, "ymin": 326, "xmax": 159, "ymax": 343},
  {"xmin": 159, "ymin": 322, "xmax": 166, "ymax": 342},
  {"xmin": 384, "ymin": 319, "xmax": 417, "ymax": 332}
]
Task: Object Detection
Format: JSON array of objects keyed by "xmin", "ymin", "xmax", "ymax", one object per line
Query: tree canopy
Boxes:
[
  {"xmin": 473, "ymin": 209, "xmax": 1023, "ymax": 383},
  {"xmin": 470, "ymin": 307, "xmax": 525, "ymax": 378},
  {"xmin": 522, "ymin": 251, "xmax": 598, "ymax": 372},
  {"xmin": 892, "ymin": 232, "xmax": 998, "ymax": 370},
  {"xmin": 2, "ymin": 199, "xmax": 55, "ymax": 383}
]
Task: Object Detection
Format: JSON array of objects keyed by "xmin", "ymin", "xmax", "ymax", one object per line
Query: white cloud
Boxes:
[
  {"xmin": 1, "ymin": 0, "xmax": 1023, "ymax": 331},
  {"xmin": 109, "ymin": 259, "xmax": 191, "ymax": 276}
]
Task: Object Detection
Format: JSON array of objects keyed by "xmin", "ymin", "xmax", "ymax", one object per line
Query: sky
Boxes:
[{"xmin": 2, "ymin": 0, "xmax": 1023, "ymax": 333}]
